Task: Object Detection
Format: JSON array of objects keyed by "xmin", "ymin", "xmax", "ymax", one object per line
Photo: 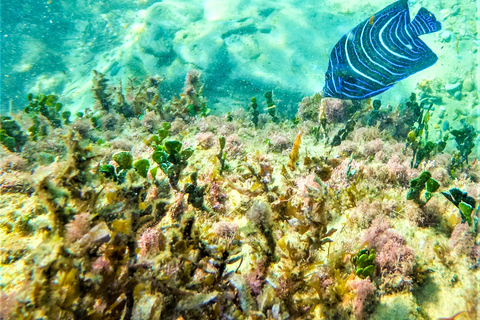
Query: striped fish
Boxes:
[{"xmin": 323, "ymin": 0, "xmax": 441, "ymax": 100}]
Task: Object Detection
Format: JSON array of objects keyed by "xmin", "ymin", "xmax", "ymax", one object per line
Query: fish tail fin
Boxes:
[{"xmin": 408, "ymin": 7, "xmax": 442, "ymax": 36}]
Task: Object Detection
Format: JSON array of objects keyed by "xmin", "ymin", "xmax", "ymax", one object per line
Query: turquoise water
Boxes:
[
  {"xmin": 4, "ymin": 1, "xmax": 477, "ymax": 116},
  {"xmin": 1, "ymin": 1, "xmax": 479, "ymax": 319}
]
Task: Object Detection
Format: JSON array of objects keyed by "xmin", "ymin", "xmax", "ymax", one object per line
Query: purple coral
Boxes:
[
  {"xmin": 353, "ymin": 127, "xmax": 380, "ymax": 142},
  {"xmin": 353, "ymin": 199, "xmax": 396, "ymax": 227},
  {"xmin": 361, "ymin": 218, "xmax": 415, "ymax": 281},
  {"xmin": 197, "ymin": 115, "xmax": 218, "ymax": 133},
  {"xmin": 184, "ymin": 69, "xmax": 200, "ymax": 93},
  {"xmin": 225, "ymin": 134, "xmax": 243, "ymax": 158},
  {"xmin": 0, "ymin": 291, "xmax": 18, "ymax": 319},
  {"xmin": 376, "ymin": 238, "xmax": 415, "ymax": 276},
  {"xmin": 212, "ymin": 221, "xmax": 238, "ymax": 239},
  {"xmin": 244, "ymin": 258, "xmax": 268, "ymax": 297},
  {"xmin": 0, "ymin": 153, "xmax": 28, "ymax": 172},
  {"xmin": 138, "ymin": 227, "xmax": 164, "ymax": 258},
  {"xmin": 351, "ymin": 279, "xmax": 375, "ymax": 319},
  {"xmin": 111, "ymin": 138, "xmax": 133, "ymax": 151},
  {"xmin": 208, "ymin": 182, "xmax": 227, "ymax": 212},
  {"xmin": 363, "ymin": 138, "xmax": 384, "ymax": 157},
  {"xmin": 71, "ymin": 118, "xmax": 93, "ymax": 138},
  {"xmin": 65, "ymin": 213, "xmax": 91, "ymax": 242},
  {"xmin": 195, "ymin": 132, "xmax": 215, "ymax": 149},
  {"xmin": 100, "ymin": 113, "xmax": 122, "ymax": 131},
  {"xmin": 169, "ymin": 118, "xmax": 187, "ymax": 135},
  {"xmin": 450, "ymin": 222, "xmax": 475, "ymax": 257},
  {"xmin": 386, "ymin": 154, "xmax": 409, "ymax": 185},
  {"xmin": 269, "ymin": 133, "xmax": 291, "ymax": 152},
  {"xmin": 92, "ymin": 256, "xmax": 112, "ymax": 274},
  {"xmin": 295, "ymin": 173, "xmax": 320, "ymax": 198},
  {"xmin": 141, "ymin": 111, "xmax": 161, "ymax": 132},
  {"xmin": 297, "ymin": 94, "xmax": 321, "ymax": 121},
  {"xmin": 329, "ymin": 158, "xmax": 362, "ymax": 190},
  {"xmin": 338, "ymin": 140, "xmax": 358, "ymax": 156},
  {"xmin": 247, "ymin": 200, "xmax": 273, "ymax": 228},
  {"xmin": 322, "ymin": 97, "xmax": 350, "ymax": 123}
]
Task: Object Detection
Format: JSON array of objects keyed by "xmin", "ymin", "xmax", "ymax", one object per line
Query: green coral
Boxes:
[
  {"xmin": 406, "ymin": 171, "xmax": 440, "ymax": 204},
  {"xmin": 449, "ymin": 123, "xmax": 477, "ymax": 175},
  {"xmin": 101, "ymin": 154, "xmax": 151, "ymax": 182},
  {"xmin": 152, "ymin": 139, "xmax": 194, "ymax": 190},
  {"xmin": 264, "ymin": 90, "xmax": 277, "ymax": 122},
  {"xmin": 441, "ymin": 188, "xmax": 477, "ymax": 227},
  {"xmin": 149, "ymin": 122, "xmax": 171, "ymax": 147},
  {"xmin": 248, "ymin": 97, "xmax": 259, "ymax": 127},
  {"xmin": 352, "ymin": 248, "xmax": 376, "ymax": 279},
  {"xmin": 99, "ymin": 164, "xmax": 117, "ymax": 181},
  {"xmin": 0, "ymin": 116, "xmax": 28, "ymax": 152},
  {"xmin": 404, "ymin": 93, "xmax": 447, "ymax": 169},
  {"xmin": 24, "ymin": 93, "xmax": 71, "ymax": 132},
  {"xmin": 133, "ymin": 159, "xmax": 150, "ymax": 179},
  {"xmin": 113, "ymin": 151, "xmax": 133, "ymax": 170}
]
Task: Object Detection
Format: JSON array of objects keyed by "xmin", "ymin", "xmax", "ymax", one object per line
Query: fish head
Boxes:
[{"xmin": 323, "ymin": 63, "xmax": 355, "ymax": 98}]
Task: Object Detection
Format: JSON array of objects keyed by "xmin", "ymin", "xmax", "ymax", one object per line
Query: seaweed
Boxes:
[
  {"xmin": 152, "ymin": 139, "xmax": 194, "ymax": 190},
  {"xmin": 217, "ymin": 136, "xmax": 227, "ymax": 175},
  {"xmin": 330, "ymin": 118, "xmax": 355, "ymax": 147},
  {"xmin": 366, "ymin": 99, "xmax": 383, "ymax": 126},
  {"xmin": 184, "ymin": 172, "xmax": 208, "ymax": 211},
  {"xmin": 23, "ymin": 93, "xmax": 71, "ymax": 140},
  {"xmin": 441, "ymin": 188, "xmax": 477, "ymax": 227},
  {"xmin": 449, "ymin": 123, "xmax": 477, "ymax": 175},
  {"xmin": 0, "ymin": 116, "xmax": 27, "ymax": 152},
  {"xmin": 92, "ymin": 70, "xmax": 112, "ymax": 112},
  {"xmin": 406, "ymin": 171, "xmax": 440, "ymax": 205},
  {"xmin": 3, "ymin": 67, "xmax": 479, "ymax": 320},
  {"xmin": 288, "ymin": 133, "xmax": 302, "ymax": 171},
  {"xmin": 264, "ymin": 90, "xmax": 278, "ymax": 122},
  {"xmin": 403, "ymin": 94, "xmax": 447, "ymax": 168},
  {"xmin": 352, "ymin": 248, "xmax": 376, "ymax": 279},
  {"xmin": 248, "ymin": 97, "xmax": 259, "ymax": 127}
]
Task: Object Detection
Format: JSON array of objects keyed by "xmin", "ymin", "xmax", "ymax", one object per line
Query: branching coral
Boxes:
[
  {"xmin": 361, "ymin": 218, "xmax": 415, "ymax": 292},
  {"xmin": 167, "ymin": 69, "xmax": 210, "ymax": 119},
  {"xmin": 0, "ymin": 116, "xmax": 28, "ymax": 152},
  {"xmin": 351, "ymin": 279, "xmax": 375, "ymax": 319}
]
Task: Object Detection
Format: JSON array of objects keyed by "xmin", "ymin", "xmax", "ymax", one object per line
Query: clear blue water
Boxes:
[{"xmin": 4, "ymin": 0, "xmax": 475, "ymax": 118}]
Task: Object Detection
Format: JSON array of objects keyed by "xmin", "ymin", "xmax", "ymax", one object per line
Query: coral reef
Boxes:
[{"xmin": 0, "ymin": 71, "xmax": 479, "ymax": 320}]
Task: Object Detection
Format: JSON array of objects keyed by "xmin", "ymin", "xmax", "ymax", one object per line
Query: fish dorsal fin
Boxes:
[{"xmin": 408, "ymin": 7, "xmax": 442, "ymax": 37}]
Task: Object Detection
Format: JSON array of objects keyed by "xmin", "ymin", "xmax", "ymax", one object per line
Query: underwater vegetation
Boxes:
[{"xmin": 0, "ymin": 68, "xmax": 479, "ymax": 320}]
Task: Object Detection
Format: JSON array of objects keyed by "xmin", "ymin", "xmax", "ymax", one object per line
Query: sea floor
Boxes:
[
  {"xmin": 0, "ymin": 70, "xmax": 479, "ymax": 320},
  {"xmin": 1, "ymin": 0, "xmax": 479, "ymax": 319}
]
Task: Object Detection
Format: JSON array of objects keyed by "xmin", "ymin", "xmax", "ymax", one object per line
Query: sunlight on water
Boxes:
[{"xmin": 0, "ymin": 1, "xmax": 479, "ymax": 319}]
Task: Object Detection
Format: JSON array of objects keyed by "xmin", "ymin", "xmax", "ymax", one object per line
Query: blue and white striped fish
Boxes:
[{"xmin": 323, "ymin": 0, "xmax": 441, "ymax": 100}]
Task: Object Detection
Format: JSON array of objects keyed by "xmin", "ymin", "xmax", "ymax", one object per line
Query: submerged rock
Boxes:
[
  {"xmin": 462, "ymin": 77, "xmax": 475, "ymax": 92},
  {"xmin": 445, "ymin": 82, "xmax": 462, "ymax": 95}
]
